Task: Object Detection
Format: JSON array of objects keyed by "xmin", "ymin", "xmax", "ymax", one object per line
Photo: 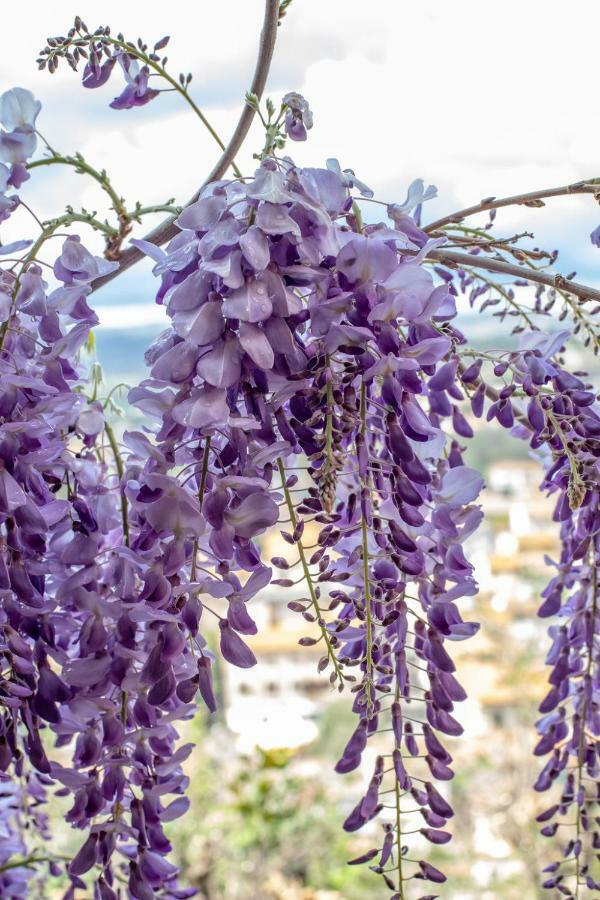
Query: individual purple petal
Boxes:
[
  {"xmin": 418, "ymin": 860, "xmax": 447, "ymax": 883},
  {"xmin": 337, "ymin": 236, "xmax": 397, "ymax": 285},
  {"xmin": 219, "ymin": 621, "xmax": 257, "ymax": 668},
  {"xmin": 150, "ymin": 340, "xmax": 199, "ymax": 382},
  {"xmin": 239, "ymin": 225, "xmax": 271, "ymax": 270},
  {"xmin": 82, "ymin": 57, "xmax": 117, "ymax": 88},
  {"xmin": 0, "ymin": 468, "xmax": 27, "ymax": 513},
  {"xmin": 239, "ymin": 322, "xmax": 275, "ymax": 369},
  {"xmin": 196, "ymin": 337, "xmax": 243, "ymax": 388},
  {"xmin": 225, "ymin": 491, "xmax": 279, "ymax": 538},
  {"xmin": 255, "ymin": 201, "xmax": 301, "ymax": 237},
  {"xmin": 222, "ymin": 277, "xmax": 273, "ymax": 322},
  {"xmin": 172, "ymin": 386, "xmax": 229, "ymax": 429},
  {"xmin": 0, "ymin": 127, "xmax": 36, "ymax": 164},
  {"xmin": 438, "ymin": 466, "xmax": 485, "ymax": 507},
  {"xmin": 0, "ymin": 87, "xmax": 41, "ymax": 130},
  {"xmin": 176, "ymin": 195, "xmax": 227, "ymax": 231},
  {"xmin": 69, "ymin": 833, "xmax": 98, "ymax": 876}
]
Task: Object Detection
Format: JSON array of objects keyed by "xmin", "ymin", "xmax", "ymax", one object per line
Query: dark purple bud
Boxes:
[
  {"xmin": 425, "ymin": 782, "xmax": 454, "ymax": 819},
  {"xmin": 471, "ymin": 383, "xmax": 485, "ymax": 418},
  {"xmin": 176, "ymin": 675, "xmax": 199, "ymax": 704},
  {"xmin": 147, "ymin": 667, "xmax": 176, "ymax": 706},
  {"xmin": 347, "ymin": 848, "xmax": 378, "ymax": 865},
  {"xmin": 527, "ymin": 397, "xmax": 546, "ymax": 432},
  {"xmin": 460, "ymin": 359, "xmax": 482, "ymax": 384},
  {"xmin": 198, "ymin": 656, "xmax": 218, "ymax": 712},
  {"xmin": 69, "ymin": 833, "xmax": 98, "ymax": 876},
  {"xmin": 420, "ymin": 828, "xmax": 452, "ymax": 844},
  {"xmin": 417, "ymin": 860, "xmax": 447, "ymax": 883}
]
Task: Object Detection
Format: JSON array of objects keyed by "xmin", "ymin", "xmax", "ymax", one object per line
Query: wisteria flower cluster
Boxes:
[
  {"xmin": 0, "ymin": 9, "xmax": 599, "ymax": 900},
  {"xmin": 0, "ymin": 87, "xmax": 39, "ymax": 222}
]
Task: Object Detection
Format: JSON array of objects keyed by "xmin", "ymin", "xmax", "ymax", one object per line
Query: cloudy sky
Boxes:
[{"xmin": 1, "ymin": 0, "xmax": 598, "ymax": 356}]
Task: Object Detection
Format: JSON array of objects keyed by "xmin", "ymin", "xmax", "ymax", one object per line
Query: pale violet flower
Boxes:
[
  {"xmin": 0, "ymin": 87, "xmax": 41, "ymax": 131},
  {"xmin": 437, "ymin": 466, "xmax": 485, "ymax": 507},
  {"xmin": 387, "ymin": 178, "xmax": 438, "ymax": 220},
  {"xmin": 282, "ymin": 92, "xmax": 313, "ymax": 141},
  {"xmin": 0, "ymin": 88, "xmax": 41, "ymax": 165},
  {"xmin": 326, "ymin": 157, "xmax": 373, "ymax": 198}
]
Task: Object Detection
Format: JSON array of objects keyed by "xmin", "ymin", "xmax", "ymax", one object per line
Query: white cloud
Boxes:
[
  {"xmin": 1, "ymin": 0, "xmax": 598, "ymax": 285},
  {"xmin": 95, "ymin": 301, "xmax": 167, "ymax": 330}
]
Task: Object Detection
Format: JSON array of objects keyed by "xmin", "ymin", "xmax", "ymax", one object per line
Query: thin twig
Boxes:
[
  {"xmin": 90, "ymin": 0, "xmax": 281, "ymax": 293},
  {"xmin": 425, "ymin": 178, "xmax": 600, "ymax": 232},
  {"xmin": 427, "ymin": 248, "xmax": 600, "ymax": 304}
]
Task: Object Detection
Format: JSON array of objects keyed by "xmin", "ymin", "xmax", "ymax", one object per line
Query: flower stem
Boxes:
[
  {"xmin": 104, "ymin": 420, "xmax": 129, "ymax": 547},
  {"xmin": 573, "ymin": 562, "xmax": 597, "ymax": 897},
  {"xmin": 28, "ymin": 153, "xmax": 127, "ymax": 219},
  {"xmin": 0, "ymin": 854, "xmax": 68, "ymax": 873},
  {"xmin": 86, "ymin": 0, "xmax": 282, "ymax": 293},
  {"xmin": 0, "ymin": 220, "xmax": 71, "ymax": 352},
  {"xmin": 358, "ymin": 381, "xmax": 374, "ymax": 712},
  {"xmin": 394, "ymin": 679, "xmax": 406, "ymax": 899},
  {"xmin": 191, "ymin": 436, "xmax": 212, "ymax": 580},
  {"xmin": 81, "ymin": 34, "xmax": 243, "ymax": 179},
  {"xmin": 277, "ymin": 457, "xmax": 344, "ymax": 685}
]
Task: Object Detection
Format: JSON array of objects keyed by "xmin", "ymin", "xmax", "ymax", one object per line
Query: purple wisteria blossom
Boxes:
[
  {"xmin": 1, "ymin": 44, "xmax": 599, "ymax": 896},
  {"xmin": 0, "ymin": 87, "xmax": 39, "ymax": 222},
  {"xmin": 454, "ymin": 333, "xmax": 600, "ymax": 897},
  {"xmin": 123, "ymin": 155, "xmax": 491, "ymax": 897},
  {"xmin": 109, "ymin": 54, "xmax": 160, "ymax": 110},
  {"xmin": 282, "ymin": 92, "xmax": 313, "ymax": 141}
]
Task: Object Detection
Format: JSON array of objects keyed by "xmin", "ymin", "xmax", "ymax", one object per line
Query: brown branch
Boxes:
[
  {"xmin": 91, "ymin": 0, "xmax": 281, "ymax": 293},
  {"xmin": 425, "ymin": 179, "xmax": 600, "ymax": 233},
  {"xmin": 427, "ymin": 248, "xmax": 600, "ymax": 304}
]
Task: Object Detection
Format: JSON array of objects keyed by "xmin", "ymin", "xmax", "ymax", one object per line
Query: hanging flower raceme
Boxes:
[
  {"xmin": 0, "ymin": 772, "xmax": 56, "ymax": 896},
  {"xmin": 0, "ymin": 225, "xmax": 132, "ymax": 891},
  {"xmin": 506, "ymin": 339, "xmax": 600, "ymax": 896},
  {"xmin": 265, "ymin": 214, "xmax": 485, "ymax": 895},
  {"xmin": 2, "ymin": 36, "xmax": 599, "ymax": 894},
  {"xmin": 535, "ymin": 486, "xmax": 600, "ymax": 897},
  {"xmin": 443, "ymin": 330, "xmax": 600, "ymax": 895},
  {"xmin": 0, "ymin": 229, "xmax": 207, "ymax": 897},
  {"xmin": 122, "ymin": 154, "xmax": 490, "ymax": 897}
]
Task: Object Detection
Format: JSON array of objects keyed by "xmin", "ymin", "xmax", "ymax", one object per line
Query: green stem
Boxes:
[
  {"xmin": 394, "ymin": 680, "xmax": 406, "ymax": 898},
  {"xmin": 351, "ymin": 200, "xmax": 364, "ymax": 232},
  {"xmin": 325, "ymin": 373, "xmax": 334, "ymax": 460},
  {"xmin": 191, "ymin": 436, "xmax": 212, "ymax": 580},
  {"xmin": 102, "ymin": 382, "xmax": 130, "ymax": 408},
  {"xmin": 573, "ymin": 562, "xmax": 597, "ymax": 897},
  {"xmin": 0, "ymin": 221, "xmax": 66, "ymax": 351},
  {"xmin": 359, "ymin": 381, "xmax": 374, "ymax": 709},
  {"xmin": 0, "ymin": 855, "xmax": 69, "ymax": 874},
  {"xmin": 127, "ymin": 202, "xmax": 182, "ymax": 221},
  {"xmin": 47, "ymin": 211, "xmax": 117, "ymax": 237},
  {"xmin": 277, "ymin": 457, "xmax": 344, "ymax": 685},
  {"xmin": 104, "ymin": 421, "xmax": 129, "ymax": 547},
  {"xmin": 462, "ymin": 266, "xmax": 536, "ymax": 328},
  {"xmin": 28, "ymin": 154, "xmax": 127, "ymax": 219}
]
